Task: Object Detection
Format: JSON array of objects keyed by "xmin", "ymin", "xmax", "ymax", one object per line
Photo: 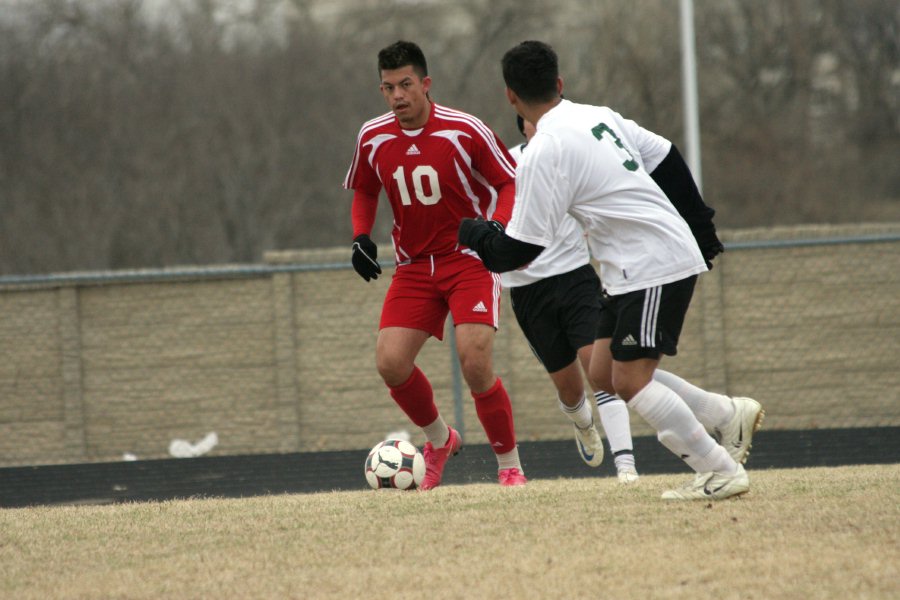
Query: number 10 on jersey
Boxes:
[{"xmin": 392, "ymin": 165, "xmax": 443, "ymax": 206}]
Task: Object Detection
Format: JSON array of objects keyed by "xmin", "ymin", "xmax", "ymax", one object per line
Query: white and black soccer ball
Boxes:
[{"xmin": 364, "ymin": 438, "xmax": 425, "ymax": 490}]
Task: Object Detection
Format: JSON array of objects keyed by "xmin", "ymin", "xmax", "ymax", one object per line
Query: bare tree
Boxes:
[{"xmin": 0, "ymin": 0, "xmax": 897, "ymax": 276}]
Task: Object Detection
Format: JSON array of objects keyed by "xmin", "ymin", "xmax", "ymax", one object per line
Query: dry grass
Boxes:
[{"xmin": 1, "ymin": 464, "xmax": 898, "ymax": 599}]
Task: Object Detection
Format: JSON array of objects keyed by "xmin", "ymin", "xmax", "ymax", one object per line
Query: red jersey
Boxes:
[{"xmin": 344, "ymin": 102, "xmax": 516, "ymax": 263}]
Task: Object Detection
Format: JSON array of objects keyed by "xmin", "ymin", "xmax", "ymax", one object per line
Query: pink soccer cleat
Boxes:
[
  {"xmin": 498, "ymin": 467, "xmax": 527, "ymax": 487},
  {"xmin": 419, "ymin": 427, "xmax": 462, "ymax": 491}
]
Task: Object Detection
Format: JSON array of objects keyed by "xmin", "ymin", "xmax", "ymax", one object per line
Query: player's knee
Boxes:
[
  {"xmin": 586, "ymin": 373, "xmax": 613, "ymax": 395},
  {"xmin": 611, "ymin": 368, "xmax": 656, "ymax": 401},
  {"xmin": 612, "ymin": 380, "xmax": 642, "ymax": 401},
  {"xmin": 587, "ymin": 366, "xmax": 612, "ymax": 395},
  {"xmin": 553, "ymin": 374, "xmax": 585, "ymax": 406},
  {"xmin": 458, "ymin": 357, "xmax": 493, "ymax": 392},
  {"xmin": 375, "ymin": 353, "xmax": 414, "ymax": 387},
  {"xmin": 460, "ymin": 365, "xmax": 494, "ymax": 393}
]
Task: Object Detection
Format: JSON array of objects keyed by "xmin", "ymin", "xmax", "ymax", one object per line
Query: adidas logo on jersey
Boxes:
[
  {"xmin": 621, "ymin": 334, "xmax": 638, "ymax": 346},
  {"xmin": 472, "ymin": 301, "xmax": 488, "ymax": 313},
  {"xmin": 406, "ymin": 144, "xmax": 421, "ymax": 155}
]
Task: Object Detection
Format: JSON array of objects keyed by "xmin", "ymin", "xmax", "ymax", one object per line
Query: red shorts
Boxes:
[{"xmin": 380, "ymin": 251, "xmax": 501, "ymax": 340}]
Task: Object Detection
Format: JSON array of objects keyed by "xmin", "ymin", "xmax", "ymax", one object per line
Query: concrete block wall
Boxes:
[{"xmin": 1, "ymin": 223, "xmax": 898, "ymax": 466}]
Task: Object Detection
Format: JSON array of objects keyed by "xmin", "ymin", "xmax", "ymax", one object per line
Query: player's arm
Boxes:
[
  {"xmin": 460, "ymin": 151, "xmax": 540, "ymax": 272},
  {"xmin": 471, "ymin": 125, "xmax": 517, "ymax": 227},
  {"xmin": 649, "ymin": 144, "xmax": 724, "ymax": 268},
  {"xmin": 350, "ymin": 189, "xmax": 382, "ymax": 282},
  {"xmin": 461, "ymin": 134, "xmax": 563, "ymax": 272},
  {"xmin": 458, "ymin": 218, "xmax": 544, "ymax": 273},
  {"xmin": 490, "ymin": 180, "xmax": 516, "ymax": 227}
]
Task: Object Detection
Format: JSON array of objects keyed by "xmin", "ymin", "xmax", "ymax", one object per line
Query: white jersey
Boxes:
[
  {"xmin": 506, "ymin": 100, "xmax": 706, "ymax": 295},
  {"xmin": 500, "ymin": 143, "xmax": 589, "ymax": 288}
]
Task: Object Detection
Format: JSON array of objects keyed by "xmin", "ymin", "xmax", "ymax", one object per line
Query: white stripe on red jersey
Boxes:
[{"xmin": 344, "ymin": 102, "xmax": 515, "ymax": 261}]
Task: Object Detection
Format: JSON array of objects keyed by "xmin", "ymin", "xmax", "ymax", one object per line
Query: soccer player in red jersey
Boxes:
[{"xmin": 343, "ymin": 40, "xmax": 526, "ymax": 489}]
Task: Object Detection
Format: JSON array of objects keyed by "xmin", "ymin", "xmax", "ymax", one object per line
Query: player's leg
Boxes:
[
  {"xmin": 587, "ymin": 297, "xmax": 640, "ymax": 482},
  {"xmin": 376, "ymin": 327, "xmax": 444, "ymax": 436},
  {"xmin": 653, "ymin": 369, "xmax": 764, "ymax": 464},
  {"xmin": 596, "ymin": 278, "xmax": 747, "ymax": 500},
  {"xmin": 454, "ymin": 322, "xmax": 525, "ymax": 486},
  {"xmin": 615, "ymin": 357, "xmax": 748, "ymax": 499},
  {"xmin": 375, "ymin": 326, "xmax": 430, "ymax": 387},
  {"xmin": 446, "ymin": 255, "xmax": 525, "ymax": 486},
  {"xmin": 579, "ymin": 342, "xmax": 637, "ymax": 482},
  {"xmin": 652, "ymin": 369, "xmax": 732, "ymax": 431},
  {"xmin": 509, "ymin": 271, "xmax": 602, "ymax": 468},
  {"xmin": 547, "ymin": 359, "xmax": 592, "ymax": 430},
  {"xmin": 548, "ymin": 266, "xmax": 608, "ymax": 466},
  {"xmin": 377, "ymin": 268, "xmax": 461, "ymax": 490},
  {"xmin": 547, "ymin": 359, "xmax": 604, "ymax": 468}
]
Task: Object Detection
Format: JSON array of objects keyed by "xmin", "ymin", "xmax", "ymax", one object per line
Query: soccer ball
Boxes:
[{"xmin": 364, "ymin": 438, "xmax": 426, "ymax": 490}]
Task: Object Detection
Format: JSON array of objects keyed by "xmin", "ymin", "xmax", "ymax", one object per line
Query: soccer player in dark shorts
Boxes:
[
  {"xmin": 461, "ymin": 41, "xmax": 765, "ymax": 500},
  {"xmin": 506, "ymin": 115, "xmax": 765, "ymax": 485},
  {"xmin": 510, "ymin": 261, "xmax": 640, "ymax": 482},
  {"xmin": 505, "ymin": 123, "xmax": 639, "ymax": 482}
]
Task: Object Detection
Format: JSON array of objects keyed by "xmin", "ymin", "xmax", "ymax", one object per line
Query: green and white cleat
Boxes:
[
  {"xmin": 715, "ymin": 397, "xmax": 765, "ymax": 464},
  {"xmin": 573, "ymin": 419, "xmax": 604, "ymax": 467},
  {"xmin": 661, "ymin": 464, "xmax": 750, "ymax": 501}
]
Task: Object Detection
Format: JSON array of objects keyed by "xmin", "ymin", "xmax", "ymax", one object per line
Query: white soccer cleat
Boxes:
[
  {"xmin": 715, "ymin": 397, "xmax": 765, "ymax": 464},
  {"xmin": 616, "ymin": 465, "xmax": 639, "ymax": 485},
  {"xmin": 661, "ymin": 464, "xmax": 750, "ymax": 501},
  {"xmin": 573, "ymin": 420, "xmax": 604, "ymax": 467}
]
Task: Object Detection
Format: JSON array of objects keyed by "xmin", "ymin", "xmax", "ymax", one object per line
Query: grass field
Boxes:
[{"xmin": 2, "ymin": 464, "xmax": 898, "ymax": 599}]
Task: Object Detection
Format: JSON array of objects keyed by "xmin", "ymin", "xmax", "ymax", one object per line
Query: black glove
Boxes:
[
  {"xmin": 458, "ymin": 217, "xmax": 496, "ymax": 251},
  {"xmin": 351, "ymin": 234, "xmax": 382, "ymax": 281},
  {"xmin": 692, "ymin": 225, "xmax": 724, "ymax": 270},
  {"xmin": 486, "ymin": 219, "xmax": 505, "ymax": 234}
]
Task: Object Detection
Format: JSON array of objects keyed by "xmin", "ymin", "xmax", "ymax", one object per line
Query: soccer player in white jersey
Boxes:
[
  {"xmin": 507, "ymin": 116, "xmax": 764, "ymax": 486},
  {"xmin": 460, "ymin": 41, "xmax": 763, "ymax": 500},
  {"xmin": 506, "ymin": 117, "xmax": 639, "ymax": 483},
  {"xmin": 344, "ymin": 41, "xmax": 526, "ymax": 489}
]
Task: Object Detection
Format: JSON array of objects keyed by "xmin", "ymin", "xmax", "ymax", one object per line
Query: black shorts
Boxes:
[
  {"xmin": 509, "ymin": 264, "xmax": 602, "ymax": 373},
  {"xmin": 596, "ymin": 275, "xmax": 697, "ymax": 362}
]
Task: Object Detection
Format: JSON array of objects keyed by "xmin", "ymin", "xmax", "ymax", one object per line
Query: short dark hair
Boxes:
[
  {"xmin": 378, "ymin": 40, "xmax": 428, "ymax": 78},
  {"xmin": 516, "ymin": 114, "xmax": 525, "ymax": 136},
  {"xmin": 501, "ymin": 41, "xmax": 559, "ymax": 103}
]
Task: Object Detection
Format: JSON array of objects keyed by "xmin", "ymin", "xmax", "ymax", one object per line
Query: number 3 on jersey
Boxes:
[
  {"xmin": 591, "ymin": 123, "xmax": 639, "ymax": 172},
  {"xmin": 392, "ymin": 165, "xmax": 442, "ymax": 206}
]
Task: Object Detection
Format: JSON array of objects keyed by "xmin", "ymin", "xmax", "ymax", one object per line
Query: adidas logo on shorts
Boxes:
[
  {"xmin": 621, "ymin": 334, "xmax": 638, "ymax": 346},
  {"xmin": 472, "ymin": 301, "xmax": 487, "ymax": 313}
]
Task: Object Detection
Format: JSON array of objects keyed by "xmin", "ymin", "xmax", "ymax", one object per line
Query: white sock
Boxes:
[
  {"xmin": 653, "ymin": 369, "xmax": 735, "ymax": 430},
  {"xmin": 558, "ymin": 393, "xmax": 593, "ymax": 430},
  {"xmin": 594, "ymin": 391, "xmax": 633, "ymax": 454},
  {"xmin": 629, "ymin": 380, "xmax": 736, "ymax": 474},
  {"xmin": 496, "ymin": 446, "xmax": 523, "ymax": 472},
  {"xmin": 614, "ymin": 451, "xmax": 636, "ymax": 472},
  {"xmin": 422, "ymin": 416, "xmax": 449, "ymax": 448}
]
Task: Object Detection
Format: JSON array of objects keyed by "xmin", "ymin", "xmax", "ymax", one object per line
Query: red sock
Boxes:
[
  {"xmin": 388, "ymin": 366, "xmax": 439, "ymax": 427},
  {"xmin": 472, "ymin": 378, "xmax": 517, "ymax": 455}
]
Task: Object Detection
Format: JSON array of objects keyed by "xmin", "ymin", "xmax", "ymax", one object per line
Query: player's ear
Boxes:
[
  {"xmin": 557, "ymin": 77, "xmax": 564, "ymax": 96},
  {"xmin": 422, "ymin": 75, "xmax": 432, "ymax": 94},
  {"xmin": 505, "ymin": 87, "xmax": 517, "ymax": 106}
]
